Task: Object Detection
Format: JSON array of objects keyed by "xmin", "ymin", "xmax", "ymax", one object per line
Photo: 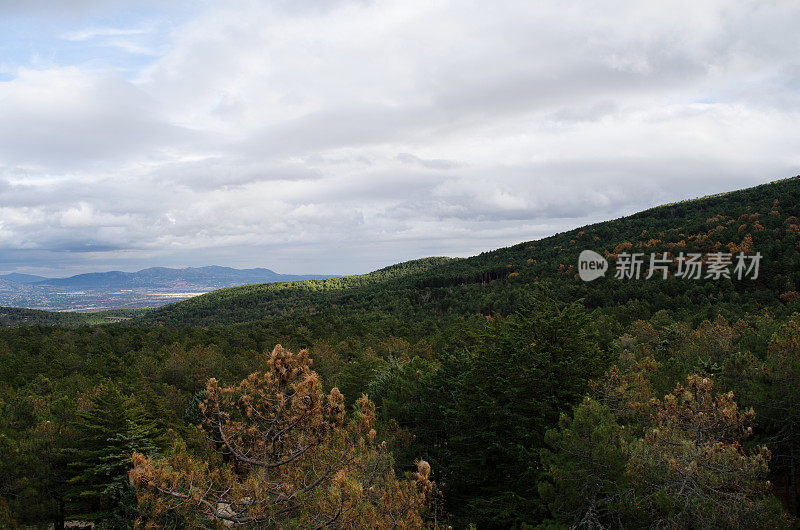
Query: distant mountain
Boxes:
[
  {"xmin": 0, "ymin": 273, "xmax": 49, "ymax": 284},
  {"xmin": 0, "ymin": 278, "xmax": 41, "ymax": 293},
  {"xmin": 33, "ymin": 266, "xmax": 334, "ymax": 291},
  {"xmin": 0, "ymin": 266, "xmax": 336, "ymax": 312}
]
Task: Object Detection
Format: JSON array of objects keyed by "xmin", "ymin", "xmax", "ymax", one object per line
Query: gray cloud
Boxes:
[
  {"xmin": 0, "ymin": 70, "xmax": 202, "ymax": 170},
  {"xmin": 396, "ymin": 153, "xmax": 460, "ymax": 170},
  {"xmin": 0, "ymin": 0, "xmax": 799, "ymax": 276},
  {"xmin": 0, "ymin": 0, "xmax": 194, "ymax": 17}
]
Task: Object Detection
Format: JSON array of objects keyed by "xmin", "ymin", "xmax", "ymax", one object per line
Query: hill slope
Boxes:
[
  {"xmin": 138, "ymin": 257, "xmax": 454, "ymax": 328},
  {"xmin": 0, "ymin": 273, "xmax": 49, "ymax": 283},
  {"xmin": 139, "ymin": 175, "xmax": 800, "ymax": 330}
]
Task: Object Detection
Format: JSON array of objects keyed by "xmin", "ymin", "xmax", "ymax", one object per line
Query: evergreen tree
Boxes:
[
  {"xmin": 543, "ymin": 370, "xmax": 791, "ymax": 528},
  {"xmin": 420, "ymin": 288, "xmax": 608, "ymax": 528},
  {"xmin": 539, "ymin": 398, "xmax": 633, "ymax": 528},
  {"xmin": 758, "ymin": 317, "xmax": 800, "ymax": 517},
  {"xmin": 130, "ymin": 345, "xmax": 438, "ymax": 528},
  {"xmin": 65, "ymin": 384, "xmax": 159, "ymax": 527}
]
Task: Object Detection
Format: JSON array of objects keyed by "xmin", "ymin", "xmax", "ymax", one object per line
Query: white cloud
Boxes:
[
  {"xmin": 0, "ymin": 67, "xmax": 201, "ymax": 169},
  {"xmin": 61, "ymin": 26, "xmax": 152, "ymax": 41},
  {"xmin": 0, "ymin": 0, "xmax": 799, "ymax": 275}
]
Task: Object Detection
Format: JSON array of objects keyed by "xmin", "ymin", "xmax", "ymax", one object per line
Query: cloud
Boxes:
[
  {"xmin": 0, "ymin": 0, "xmax": 799, "ymax": 276},
  {"xmin": 0, "ymin": 67, "xmax": 201, "ymax": 169},
  {"xmin": 0, "ymin": 0, "xmax": 193, "ymax": 17},
  {"xmin": 61, "ymin": 26, "xmax": 152, "ymax": 41},
  {"xmin": 396, "ymin": 153, "xmax": 460, "ymax": 170}
]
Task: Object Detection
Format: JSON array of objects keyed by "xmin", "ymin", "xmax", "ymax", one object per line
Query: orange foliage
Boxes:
[
  {"xmin": 130, "ymin": 345, "xmax": 438, "ymax": 528},
  {"xmin": 613, "ymin": 242, "xmax": 633, "ymax": 254}
]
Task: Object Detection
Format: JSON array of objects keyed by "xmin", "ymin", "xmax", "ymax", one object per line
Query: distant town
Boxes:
[{"xmin": 0, "ymin": 266, "xmax": 333, "ymax": 311}]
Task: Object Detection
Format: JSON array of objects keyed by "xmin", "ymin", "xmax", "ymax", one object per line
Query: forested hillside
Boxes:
[
  {"xmin": 143, "ymin": 175, "xmax": 800, "ymax": 332},
  {"xmin": 2, "ymin": 177, "xmax": 800, "ymax": 528},
  {"xmin": 0, "ymin": 307, "xmax": 142, "ymax": 328}
]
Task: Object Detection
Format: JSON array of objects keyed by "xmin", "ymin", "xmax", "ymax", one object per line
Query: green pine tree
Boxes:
[
  {"xmin": 64, "ymin": 384, "xmax": 159, "ymax": 527},
  {"xmin": 407, "ymin": 287, "xmax": 609, "ymax": 528}
]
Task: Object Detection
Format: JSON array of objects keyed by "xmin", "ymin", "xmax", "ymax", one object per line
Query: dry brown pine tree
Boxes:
[
  {"xmin": 130, "ymin": 344, "xmax": 438, "ymax": 528},
  {"xmin": 628, "ymin": 374, "xmax": 783, "ymax": 528}
]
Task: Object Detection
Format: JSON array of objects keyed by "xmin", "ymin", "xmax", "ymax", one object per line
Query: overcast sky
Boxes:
[{"xmin": 1, "ymin": 0, "xmax": 798, "ymax": 276}]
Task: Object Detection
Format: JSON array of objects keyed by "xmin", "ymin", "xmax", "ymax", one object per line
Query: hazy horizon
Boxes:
[{"xmin": 0, "ymin": 264, "xmax": 339, "ymax": 279}]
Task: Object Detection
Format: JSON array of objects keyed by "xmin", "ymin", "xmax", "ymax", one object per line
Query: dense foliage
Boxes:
[
  {"xmin": 2, "ymin": 176, "xmax": 800, "ymax": 527},
  {"xmin": 130, "ymin": 345, "xmax": 438, "ymax": 528}
]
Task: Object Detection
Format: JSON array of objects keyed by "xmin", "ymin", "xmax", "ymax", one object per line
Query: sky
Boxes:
[{"xmin": 1, "ymin": 0, "xmax": 799, "ymax": 277}]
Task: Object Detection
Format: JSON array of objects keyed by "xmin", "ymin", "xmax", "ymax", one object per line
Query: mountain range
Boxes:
[
  {"xmin": 0, "ymin": 266, "xmax": 334, "ymax": 312},
  {"xmin": 0, "ymin": 273, "xmax": 49, "ymax": 284}
]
